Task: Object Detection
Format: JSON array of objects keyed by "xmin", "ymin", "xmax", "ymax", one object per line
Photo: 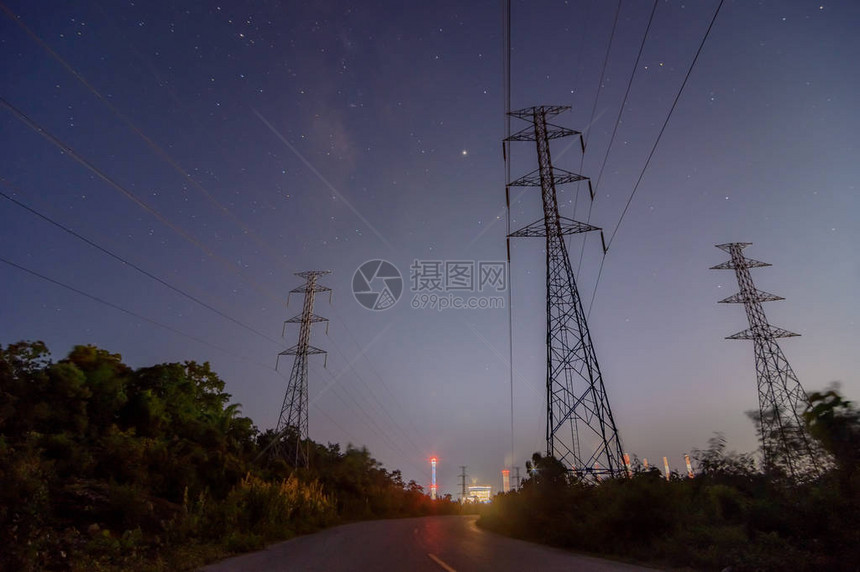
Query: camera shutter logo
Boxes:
[{"xmin": 352, "ymin": 260, "xmax": 403, "ymax": 311}]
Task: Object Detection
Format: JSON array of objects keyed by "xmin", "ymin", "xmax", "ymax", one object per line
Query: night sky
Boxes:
[{"xmin": 1, "ymin": 0, "xmax": 858, "ymax": 496}]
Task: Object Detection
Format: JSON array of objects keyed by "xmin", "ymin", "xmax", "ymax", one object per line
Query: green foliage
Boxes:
[
  {"xmin": 693, "ymin": 433, "xmax": 756, "ymax": 480},
  {"xmin": 805, "ymin": 386, "xmax": 860, "ymax": 492},
  {"xmin": 0, "ymin": 340, "xmax": 458, "ymax": 571}
]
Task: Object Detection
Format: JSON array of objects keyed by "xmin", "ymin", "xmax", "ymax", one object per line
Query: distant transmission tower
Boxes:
[
  {"xmin": 275, "ymin": 270, "xmax": 330, "ymax": 467},
  {"xmin": 711, "ymin": 243, "xmax": 820, "ymax": 479},
  {"xmin": 506, "ymin": 105, "xmax": 625, "ymax": 480}
]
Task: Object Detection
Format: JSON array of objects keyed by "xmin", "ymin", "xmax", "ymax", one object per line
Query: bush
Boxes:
[{"xmin": 479, "ymin": 443, "xmax": 858, "ymax": 571}]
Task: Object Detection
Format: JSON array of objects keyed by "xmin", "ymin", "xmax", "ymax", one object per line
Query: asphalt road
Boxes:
[{"xmin": 201, "ymin": 515, "xmax": 655, "ymax": 571}]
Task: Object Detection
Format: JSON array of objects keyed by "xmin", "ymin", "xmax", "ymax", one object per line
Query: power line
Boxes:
[
  {"xmin": 503, "ymin": 0, "xmax": 515, "ymax": 477},
  {"xmin": 593, "ymin": 0, "xmax": 659, "ymax": 199},
  {"xmin": 606, "ymin": 0, "xmax": 725, "ymax": 251},
  {"xmin": 587, "ymin": 0, "xmax": 725, "ymax": 315},
  {"xmin": 0, "ymin": 0, "xmax": 293, "ymax": 275},
  {"xmin": 325, "ymin": 327, "xmax": 427, "ymax": 457},
  {"xmin": 586, "ymin": 255, "xmax": 608, "ymax": 320},
  {"xmin": 0, "ymin": 97, "xmax": 285, "ymax": 307},
  {"xmin": 0, "ymin": 250, "xmax": 418, "ymax": 474},
  {"xmin": 291, "ymin": 318, "xmax": 431, "ymax": 480},
  {"xmin": 4, "ymin": 4, "xmax": 431, "ymax": 460},
  {"xmin": 327, "ymin": 310, "xmax": 430, "ymax": 453},
  {"xmin": 0, "ymin": 112, "xmax": 411, "ymax": 458},
  {"xmin": 0, "ymin": 254, "xmax": 255, "ymax": 360},
  {"xmin": 1, "ymin": 97, "xmax": 424, "ymax": 459},
  {"xmin": 1, "ymin": 149, "xmax": 428, "ymax": 474},
  {"xmin": 0, "ymin": 178, "xmax": 280, "ymax": 345},
  {"xmin": 573, "ymin": 0, "xmax": 622, "ymax": 222},
  {"xmin": 282, "ymin": 308, "xmax": 428, "ymax": 477},
  {"xmin": 321, "ymin": 367, "xmax": 427, "ymax": 477},
  {"xmin": 1, "ymin": 185, "xmax": 410, "ymax": 464},
  {"xmin": 281, "ymin": 299, "xmax": 430, "ymax": 461},
  {"xmin": 568, "ymin": 0, "xmax": 592, "ymax": 101},
  {"xmin": 583, "ymin": 0, "xmax": 622, "ymax": 146},
  {"xmin": 3, "ymin": 4, "xmax": 468, "ymax": 485},
  {"xmin": 577, "ymin": 0, "xmax": 658, "ymax": 276}
]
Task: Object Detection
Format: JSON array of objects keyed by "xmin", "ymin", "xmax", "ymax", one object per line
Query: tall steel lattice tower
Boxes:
[
  {"xmin": 275, "ymin": 270, "xmax": 330, "ymax": 467},
  {"xmin": 711, "ymin": 243, "xmax": 819, "ymax": 479},
  {"xmin": 507, "ymin": 105, "xmax": 625, "ymax": 479}
]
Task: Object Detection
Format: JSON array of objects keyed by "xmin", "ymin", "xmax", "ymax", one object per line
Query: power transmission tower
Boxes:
[
  {"xmin": 459, "ymin": 466, "xmax": 468, "ymax": 502},
  {"xmin": 275, "ymin": 270, "xmax": 331, "ymax": 467},
  {"xmin": 506, "ymin": 105, "xmax": 625, "ymax": 480},
  {"xmin": 711, "ymin": 243, "xmax": 820, "ymax": 479}
]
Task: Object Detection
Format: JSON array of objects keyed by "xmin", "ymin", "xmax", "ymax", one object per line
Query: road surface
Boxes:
[{"xmin": 202, "ymin": 515, "xmax": 655, "ymax": 571}]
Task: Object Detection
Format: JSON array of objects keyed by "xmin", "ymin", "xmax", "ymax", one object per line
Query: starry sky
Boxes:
[{"xmin": 1, "ymin": 0, "xmax": 858, "ymax": 496}]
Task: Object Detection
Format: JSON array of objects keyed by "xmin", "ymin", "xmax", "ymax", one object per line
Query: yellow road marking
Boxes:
[{"xmin": 428, "ymin": 553, "xmax": 457, "ymax": 572}]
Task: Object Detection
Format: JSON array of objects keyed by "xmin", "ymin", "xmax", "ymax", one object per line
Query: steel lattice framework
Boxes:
[
  {"xmin": 275, "ymin": 270, "xmax": 330, "ymax": 467},
  {"xmin": 507, "ymin": 105, "xmax": 625, "ymax": 479},
  {"xmin": 711, "ymin": 243, "xmax": 820, "ymax": 479}
]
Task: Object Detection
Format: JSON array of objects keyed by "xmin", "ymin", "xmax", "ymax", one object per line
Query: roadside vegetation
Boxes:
[
  {"xmin": 479, "ymin": 389, "xmax": 859, "ymax": 571},
  {"xmin": 0, "ymin": 341, "xmax": 458, "ymax": 571}
]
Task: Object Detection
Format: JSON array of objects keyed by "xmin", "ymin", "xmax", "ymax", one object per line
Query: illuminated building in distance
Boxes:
[
  {"xmin": 430, "ymin": 457, "xmax": 437, "ymax": 500},
  {"xmin": 501, "ymin": 470, "xmax": 510, "ymax": 493},
  {"xmin": 467, "ymin": 485, "xmax": 492, "ymax": 503}
]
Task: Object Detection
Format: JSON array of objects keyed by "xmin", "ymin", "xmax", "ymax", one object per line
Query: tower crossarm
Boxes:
[
  {"xmin": 507, "ymin": 124, "xmax": 582, "ymax": 142},
  {"xmin": 508, "ymin": 105, "xmax": 570, "ymax": 119},
  {"xmin": 285, "ymin": 313, "xmax": 329, "ymax": 323},
  {"xmin": 509, "ymin": 167, "xmax": 588, "ymax": 187},
  {"xmin": 710, "ymin": 258, "xmax": 771, "ymax": 270},
  {"xmin": 718, "ymin": 290, "xmax": 784, "ymax": 304},
  {"xmin": 279, "ymin": 345, "xmax": 327, "ymax": 356},
  {"xmin": 727, "ymin": 326, "xmax": 799, "ymax": 341},
  {"xmin": 290, "ymin": 284, "xmax": 332, "ymax": 294},
  {"xmin": 509, "ymin": 216, "xmax": 599, "ymax": 238},
  {"xmin": 295, "ymin": 270, "xmax": 331, "ymax": 279}
]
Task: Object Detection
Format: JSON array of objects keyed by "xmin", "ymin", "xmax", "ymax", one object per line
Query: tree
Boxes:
[
  {"xmin": 692, "ymin": 433, "xmax": 756, "ymax": 480},
  {"xmin": 524, "ymin": 452, "xmax": 572, "ymax": 489},
  {"xmin": 804, "ymin": 387, "xmax": 860, "ymax": 493},
  {"xmin": 63, "ymin": 345, "xmax": 131, "ymax": 437},
  {"xmin": 0, "ymin": 341, "xmax": 52, "ymax": 438}
]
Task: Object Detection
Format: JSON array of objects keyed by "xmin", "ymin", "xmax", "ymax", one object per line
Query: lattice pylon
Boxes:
[
  {"xmin": 275, "ymin": 270, "xmax": 330, "ymax": 467},
  {"xmin": 507, "ymin": 105, "xmax": 625, "ymax": 480},
  {"xmin": 711, "ymin": 243, "xmax": 822, "ymax": 480}
]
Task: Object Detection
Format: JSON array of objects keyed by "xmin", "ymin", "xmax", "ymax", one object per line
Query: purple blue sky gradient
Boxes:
[{"xmin": 1, "ymin": 0, "xmax": 857, "ymax": 495}]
